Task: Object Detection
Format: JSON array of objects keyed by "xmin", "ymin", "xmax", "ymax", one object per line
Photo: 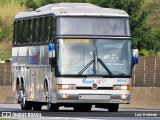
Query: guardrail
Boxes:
[
  {"xmin": 132, "ymin": 56, "xmax": 160, "ymax": 87},
  {"xmin": 0, "ymin": 58, "xmax": 160, "ymax": 107},
  {"xmin": 0, "ymin": 56, "xmax": 160, "ymax": 87},
  {"xmin": 0, "ymin": 63, "xmax": 12, "ymax": 86}
]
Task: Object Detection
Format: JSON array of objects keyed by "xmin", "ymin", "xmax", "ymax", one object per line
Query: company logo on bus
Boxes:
[
  {"xmin": 30, "ymin": 51, "xmax": 40, "ymax": 64},
  {"xmin": 82, "ymin": 78, "xmax": 105, "ymax": 84},
  {"xmin": 92, "ymin": 84, "xmax": 98, "ymax": 89}
]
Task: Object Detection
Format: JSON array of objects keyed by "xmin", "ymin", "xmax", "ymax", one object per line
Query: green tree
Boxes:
[{"xmin": 22, "ymin": 0, "xmax": 38, "ymax": 9}]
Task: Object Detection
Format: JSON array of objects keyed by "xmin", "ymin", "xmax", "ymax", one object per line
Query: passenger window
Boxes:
[
  {"xmin": 30, "ymin": 19, "xmax": 34, "ymax": 43},
  {"xmin": 51, "ymin": 16, "xmax": 56, "ymax": 39},
  {"xmin": 24, "ymin": 19, "xmax": 28, "ymax": 44},
  {"xmin": 27, "ymin": 19, "xmax": 31, "ymax": 43},
  {"xmin": 34, "ymin": 18, "xmax": 39, "ymax": 43},
  {"xmin": 46, "ymin": 16, "xmax": 52, "ymax": 42},
  {"xmin": 17, "ymin": 21, "xmax": 22, "ymax": 44},
  {"xmin": 13, "ymin": 21, "xmax": 18, "ymax": 44},
  {"xmin": 39, "ymin": 17, "xmax": 45, "ymax": 43}
]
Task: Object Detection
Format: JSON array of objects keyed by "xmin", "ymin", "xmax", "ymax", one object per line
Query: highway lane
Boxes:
[{"xmin": 0, "ymin": 104, "xmax": 160, "ymax": 119}]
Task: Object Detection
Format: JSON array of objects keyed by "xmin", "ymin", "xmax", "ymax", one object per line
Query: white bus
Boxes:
[{"xmin": 12, "ymin": 3, "xmax": 139, "ymax": 112}]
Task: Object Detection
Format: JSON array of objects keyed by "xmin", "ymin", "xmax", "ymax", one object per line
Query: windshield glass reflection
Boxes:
[{"xmin": 55, "ymin": 39, "xmax": 131, "ymax": 76}]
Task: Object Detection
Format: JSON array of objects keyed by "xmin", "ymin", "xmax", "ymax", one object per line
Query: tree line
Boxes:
[{"xmin": 22, "ymin": 0, "xmax": 160, "ymax": 56}]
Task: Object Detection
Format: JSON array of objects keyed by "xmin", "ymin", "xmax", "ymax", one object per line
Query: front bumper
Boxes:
[{"xmin": 55, "ymin": 89, "xmax": 131, "ymax": 104}]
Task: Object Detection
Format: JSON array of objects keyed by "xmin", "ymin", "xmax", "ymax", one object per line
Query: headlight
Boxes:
[
  {"xmin": 113, "ymin": 85, "xmax": 131, "ymax": 90},
  {"xmin": 57, "ymin": 84, "xmax": 76, "ymax": 89},
  {"xmin": 121, "ymin": 94, "xmax": 128, "ymax": 99}
]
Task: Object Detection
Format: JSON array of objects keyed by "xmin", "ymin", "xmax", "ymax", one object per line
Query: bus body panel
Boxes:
[
  {"xmin": 56, "ymin": 78, "xmax": 131, "ymax": 86},
  {"xmin": 12, "ymin": 45, "xmax": 51, "ymax": 102},
  {"xmin": 50, "ymin": 77, "xmax": 131, "ymax": 104}
]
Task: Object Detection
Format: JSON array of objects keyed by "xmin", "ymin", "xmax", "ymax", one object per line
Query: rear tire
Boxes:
[
  {"xmin": 107, "ymin": 103, "xmax": 119, "ymax": 112},
  {"xmin": 21, "ymin": 100, "xmax": 33, "ymax": 110},
  {"xmin": 20, "ymin": 93, "xmax": 32, "ymax": 110},
  {"xmin": 33, "ymin": 103, "xmax": 42, "ymax": 111},
  {"xmin": 18, "ymin": 83, "xmax": 32, "ymax": 110}
]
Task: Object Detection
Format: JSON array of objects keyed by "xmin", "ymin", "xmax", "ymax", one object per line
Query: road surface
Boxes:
[{"xmin": 0, "ymin": 104, "xmax": 159, "ymax": 120}]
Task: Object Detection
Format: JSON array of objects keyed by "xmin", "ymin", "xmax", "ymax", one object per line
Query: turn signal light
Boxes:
[
  {"xmin": 113, "ymin": 85, "xmax": 131, "ymax": 90},
  {"xmin": 57, "ymin": 84, "xmax": 76, "ymax": 89}
]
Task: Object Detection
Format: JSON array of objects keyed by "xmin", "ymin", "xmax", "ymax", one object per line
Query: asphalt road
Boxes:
[{"xmin": 0, "ymin": 104, "xmax": 160, "ymax": 120}]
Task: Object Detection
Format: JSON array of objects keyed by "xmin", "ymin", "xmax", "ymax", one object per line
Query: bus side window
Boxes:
[
  {"xmin": 22, "ymin": 20, "xmax": 25, "ymax": 44},
  {"xmin": 18, "ymin": 20, "xmax": 23, "ymax": 44},
  {"xmin": 39, "ymin": 17, "xmax": 45, "ymax": 43},
  {"xmin": 39, "ymin": 18, "xmax": 41, "ymax": 43},
  {"xmin": 50, "ymin": 16, "xmax": 56, "ymax": 40},
  {"xmin": 46, "ymin": 16, "xmax": 51, "ymax": 42},
  {"xmin": 17, "ymin": 21, "xmax": 21, "ymax": 44},
  {"xmin": 44, "ymin": 17, "xmax": 48, "ymax": 42},
  {"xmin": 24, "ymin": 19, "xmax": 28, "ymax": 44},
  {"xmin": 27, "ymin": 19, "xmax": 31, "ymax": 43},
  {"xmin": 28, "ymin": 19, "xmax": 33, "ymax": 44},
  {"xmin": 34, "ymin": 18, "xmax": 39, "ymax": 43},
  {"xmin": 13, "ymin": 21, "xmax": 18, "ymax": 45},
  {"xmin": 30, "ymin": 19, "xmax": 34, "ymax": 44}
]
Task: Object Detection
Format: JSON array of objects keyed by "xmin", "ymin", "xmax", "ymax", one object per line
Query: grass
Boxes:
[
  {"xmin": 0, "ymin": 0, "xmax": 25, "ymax": 25},
  {"xmin": 0, "ymin": 0, "xmax": 25, "ymax": 60}
]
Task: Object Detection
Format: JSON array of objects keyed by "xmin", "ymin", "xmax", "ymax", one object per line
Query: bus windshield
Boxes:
[{"xmin": 55, "ymin": 39, "xmax": 131, "ymax": 76}]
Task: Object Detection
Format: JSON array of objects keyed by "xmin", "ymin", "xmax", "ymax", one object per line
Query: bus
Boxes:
[{"xmin": 12, "ymin": 3, "xmax": 139, "ymax": 112}]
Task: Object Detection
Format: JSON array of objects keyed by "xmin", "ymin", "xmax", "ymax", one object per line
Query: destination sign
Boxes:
[{"xmin": 65, "ymin": 39, "xmax": 89, "ymax": 43}]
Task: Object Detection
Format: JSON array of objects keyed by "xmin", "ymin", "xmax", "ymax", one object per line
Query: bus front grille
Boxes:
[{"xmin": 76, "ymin": 87, "xmax": 113, "ymax": 90}]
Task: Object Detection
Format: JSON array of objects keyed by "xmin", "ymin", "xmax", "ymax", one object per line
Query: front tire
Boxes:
[
  {"xmin": 73, "ymin": 104, "xmax": 92, "ymax": 112},
  {"xmin": 44, "ymin": 81, "xmax": 59, "ymax": 111},
  {"xmin": 47, "ymin": 103, "xmax": 59, "ymax": 111},
  {"xmin": 107, "ymin": 103, "xmax": 119, "ymax": 112},
  {"xmin": 33, "ymin": 103, "xmax": 42, "ymax": 111}
]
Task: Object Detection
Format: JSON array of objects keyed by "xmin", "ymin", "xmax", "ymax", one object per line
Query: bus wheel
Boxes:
[
  {"xmin": 19, "ymin": 86, "xmax": 32, "ymax": 110},
  {"xmin": 47, "ymin": 103, "xmax": 59, "ymax": 111},
  {"xmin": 73, "ymin": 104, "xmax": 92, "ymax": 112},
  {"xmin": 44, "ymin": 82, "xmax": 59, "ymax": 111},
  {"xmin": 107, "ymin": 103, "xmax": 119, "ymax": 112},
  {"xmin": 17, "ymin": 82, "xmax": 21, "ymax": 104},
  {"xmin": 44, "ymin": 82, "xmax": 49, "ymax": 103},
  {"xmin": 33, "ymin": 103, "xmax": 42, "ymax": 111}
]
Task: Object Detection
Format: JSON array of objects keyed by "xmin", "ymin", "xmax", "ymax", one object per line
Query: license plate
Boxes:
[
  {"xmin": 110, "ymin": 100, "xmax": 122, "ymax": 103},
  {"xmin": 79, "ymin": 95, "xmax": 110, "ymax": 99}
]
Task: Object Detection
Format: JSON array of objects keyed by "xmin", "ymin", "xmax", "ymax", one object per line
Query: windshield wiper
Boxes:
[
  {"xmin": 77, "ymin": 60, "xmax": 94, "ymax": 76},
  {"xmin": 97, "ymin": 58, "xmax": 113, "ymax": 76}
]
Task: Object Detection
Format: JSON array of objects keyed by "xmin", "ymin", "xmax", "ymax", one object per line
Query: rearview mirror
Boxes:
[
  {"xmin": 48, "ymin": 43, "xmax": 55, "ymax": 58},
  {"xmin": 132, "ymin": 49, "xmax": 139, "ymax": 64}
]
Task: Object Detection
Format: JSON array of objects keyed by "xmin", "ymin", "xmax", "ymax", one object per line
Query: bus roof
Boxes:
[{"xmin": 15, "ymin": 3, "xmax": 129, "ymax": 19}]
